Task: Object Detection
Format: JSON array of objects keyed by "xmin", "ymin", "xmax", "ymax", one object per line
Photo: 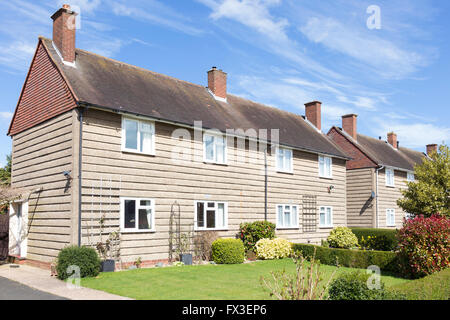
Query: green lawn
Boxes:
[
  {"xmin": 80, "ymin": 259, "xmax": 410, "ymax": 300},
  {"xmin": 390, "ymin": 268, "xmax": 450, "ymax": 300}
]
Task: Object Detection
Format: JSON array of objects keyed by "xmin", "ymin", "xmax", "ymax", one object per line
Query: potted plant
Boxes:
[
  {"xmin": 96, "ymin": 216, "xmax": 120, "ymax": 272},
  {"xmin": 178, "ymin": 233, "xmax": 193, "ymax": 265}
]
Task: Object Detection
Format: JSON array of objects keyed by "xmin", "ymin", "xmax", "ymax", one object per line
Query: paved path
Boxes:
[
  {"xmin": 0, "ymin": 264, "xmax": 132, "ymax": 300},
  {"xmin": 0, "ymin": 276, "xmax": 67, "ymax": 300}
]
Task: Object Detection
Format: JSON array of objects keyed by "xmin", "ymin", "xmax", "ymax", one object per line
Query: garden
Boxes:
[{"xmin": 55, "ymin": 215, "xmax": 449, "ymax": 300}]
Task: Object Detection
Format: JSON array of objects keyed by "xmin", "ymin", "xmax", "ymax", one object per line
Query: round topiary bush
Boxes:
[
  {"xmin": 255, "ymin": 238, "xmax": 292, "ymax": 260},
  {"xmin": 327, "ymin": 227, "xmax": 359, "ymax": 249},
  {"xmin": 56, "ymin": 245, "xmax": 101, "ymax": 280},
  {"xmin": 211, "ymin": 238, "xmax": 245, "ymax": 264}
]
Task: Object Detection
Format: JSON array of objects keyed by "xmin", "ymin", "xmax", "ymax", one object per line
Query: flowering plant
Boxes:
[{"xmin": 255, "ymin": 238, "xmax": 292, "ymax": 260}]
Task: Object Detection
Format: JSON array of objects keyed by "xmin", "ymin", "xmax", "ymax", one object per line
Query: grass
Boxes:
[
  {"xmin": 80, "ymin": 259, "xmax": 410, "ymax": 300},
  {"xmin": 390, "ymin": 268, "xmax": 450, "ymax": 300}
]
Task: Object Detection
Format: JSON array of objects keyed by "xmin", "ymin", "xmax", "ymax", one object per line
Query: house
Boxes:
[
  {"xmin": 7, "ymin": 5, "xmax": 349, "ymax": 268},
  {"xmin": 327, "ymin": 114, "xmax": 434, "ymax": 229}
]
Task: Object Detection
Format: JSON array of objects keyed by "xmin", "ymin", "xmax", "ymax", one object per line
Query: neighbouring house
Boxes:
[
  {"xmin": 7, "ymin": 5, "xmax": 350, "ymax": 268},
  {"xmin": 327, "ymin": 114, "xmax": 434, "ymax": 229}
]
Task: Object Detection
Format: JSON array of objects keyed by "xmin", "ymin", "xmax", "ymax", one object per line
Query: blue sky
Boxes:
[{"xmin": 0, "ymin": 0, "xmax": 449, "ymax": 167}]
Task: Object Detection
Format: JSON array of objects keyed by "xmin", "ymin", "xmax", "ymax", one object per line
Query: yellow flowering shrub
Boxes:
[
  {"xmin": 255, "ymin": 238, "xmax": 292, "ymax": 260},
  {"xmin": 327, "ymin": 227, "xmax": 358, "ymax": 249}
]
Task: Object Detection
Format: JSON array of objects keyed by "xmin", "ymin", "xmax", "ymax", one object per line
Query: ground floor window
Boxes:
[
  {"xmin": 319, "ymin": 206, "xmax": 333, "ymax": 228},
  {"xmin": 195, "ymin": 201, "xmax": 228, "ymax": 230},
  {"xmin": 276, "ymin": 204, "xmax": 298, "ymax": 228},
  {"xmin": 386, "ymin": 209, "xmax": 396, "ymax": 226},
  {"xmin": 120, "ymin": 198, "xmax": 155, "ymax": 232}
]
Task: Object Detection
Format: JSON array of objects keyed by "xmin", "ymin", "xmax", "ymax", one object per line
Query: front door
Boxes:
[{"xmin": 9, "ymin": 201, "xmax": 28, "ymax": 258}]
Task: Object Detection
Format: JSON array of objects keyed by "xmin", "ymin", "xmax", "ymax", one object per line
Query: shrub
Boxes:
[
  {"xmin": 239, "ymin": 221, "xmax": 275, "ymax": 253},
  {"xmin": 56, "ymin": 246, "xmax": 101, "ymax": 280},
  {"xmin": 328, "ymin": 271, "xmax": 404, "ymax": 300},
  {"xmin": 261, "ymin": 250, "xmax": 337, "ymax": 300},
  {"xmin": 327, "ymin": 227, "xmax": 358, "ymax": 249},
  {"xmin": 193, "ymin": 231, "xmax": 219, "ymax": 261},
  {"xmin": 211, "ymin": 238, "xmax": 245, "ymax": 264},
  {"xmin": 351, "ymin": 228, "xmax": 398, "ymax": 251},
  {"xmin": 293, "ymin": 244, "xmax": 399, "ymax": 272},
  {"xmin": 397, "ymin": 214, "xmax": 450, "ymax": 278},
  {"xmin": 255, "ymin": 238, "xmax": 292, "ymax": 260}
]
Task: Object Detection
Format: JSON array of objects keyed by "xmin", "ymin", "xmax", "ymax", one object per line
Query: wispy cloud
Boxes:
[
  {"xmin": 0, "ymin": 112, "xmax": 14, "ymax": 121},
  {"xmin": 110, "ymin": 0, "xmax": 205, "ymax": 36},
  {"xmin": 0, "ymin": 41, "xmax": 36, "ymax": 71}
]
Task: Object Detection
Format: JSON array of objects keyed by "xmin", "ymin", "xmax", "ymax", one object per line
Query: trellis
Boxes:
[{"xmin": 302, "ymin": 195, "xmax": 317, "ymax": 233}]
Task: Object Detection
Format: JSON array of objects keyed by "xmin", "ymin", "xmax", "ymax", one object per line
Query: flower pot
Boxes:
[
  {"xmin": 179, "ymin": 253, "xmax": 192, "ymax": 265},
  {"xmin": 101, "ymin": 259, "xmax": 115, "ymax": 272}
]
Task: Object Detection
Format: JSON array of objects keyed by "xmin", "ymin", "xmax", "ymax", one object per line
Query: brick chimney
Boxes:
[
  {"xmin": 342, "ymin": 114, "xmax": 358, "ymax": 140},
  {"xmin": 304, "ymin": 101, "xmax": 322, "ymax": 130},
  {"xmin": 387, "ymin": 132, "xmax": 398, "ymax": 149},
  {"xmin": 426, "ymin": 144, "xmax": 438, "ymax": 156},
  {"xmin": 207, "ymin": 67, "xmax": 227, "ymax": 100},
  {"xmin": 51, "ymin": 4, "xmax": 77, "ymax": 63}
]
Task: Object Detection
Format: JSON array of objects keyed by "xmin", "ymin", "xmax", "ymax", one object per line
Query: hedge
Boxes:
[
  {"xmin": 350, "ymin": 228, "xmax": 398, "ymax": 251},
  {"xmin": 293, "ymin": 243, "xmax": 399, "ymax": 272},
  {"xmin": 212, "ymin": 238, "xmax": 245, "ymax": 264}
]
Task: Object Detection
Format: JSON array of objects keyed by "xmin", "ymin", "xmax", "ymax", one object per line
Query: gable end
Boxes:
[{"xmin": 8, "ymin": 40, "xmax": 77, "ymax": 136}]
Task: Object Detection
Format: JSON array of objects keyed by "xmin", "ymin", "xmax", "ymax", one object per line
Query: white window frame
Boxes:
[
  {"xmin": 319, "ymin": 206, "xmax": 333, "ymax": 228},
  {"xmin": 319, "ymin": 155, "xmax": 333, "ymax": 178},
  {"xmin": 121, "ymin": 116, "xmax": 156, "ymax": 155},
  {"xmin": 194, "ymin": 201, "xmax": 228, "ymax": 231},
  {"xmin": 120, "ymin": 197, "xmax": 156, "ymax": 233},
  {"xmin": 386, "ymin": 209, "xmax": 396, "ymax": 227},
  {"xmin": 203, "ymin": 132, "xmax": 227, "ymax": 165},
  {"xmin": 385, "ymin": 168, "xmax": 395, "ymax": 187},
  {"xmin": 276, "ymin": 204, "xmax": 299, "ymax": 229},
  {"xmin": 276, "ymin": 147, "xmax": 293, "ymax": 173},
  {"xmin": 407, "ymin": 172, "xmax": 415, "ymax": 182}
]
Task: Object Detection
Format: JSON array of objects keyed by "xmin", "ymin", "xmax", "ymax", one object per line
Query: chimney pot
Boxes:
[
  {"xmin": 342, "ymin": 114, "xmax": 358, "ymax": 140},
  {"xmin": 207, "ymin": 67, "xmax": 227, "ymax": 100},
  {"xmin": 426, "ymin": 144, "xmax": 438, "ymax": 156},
  {"xmin": 51, "ymin": 4, "xmax": 77, "ymax": 63},
  {"xmin": 387, "ymin": 132, "xmax": 398, "ymax": 149},
  {"xmin": 304, "ymin": 101, "xmax": 322, "ymax": 130}
]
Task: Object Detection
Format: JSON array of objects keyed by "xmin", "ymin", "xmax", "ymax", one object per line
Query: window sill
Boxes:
[
  {"xmin": 122, "ymin": 149, "xmax": 156, "ymax": 157},
  {"xmin": 319, "ymin": 176, "xmax": 333, "ymax": 180},
  {"xmin": 203, "ymin": 161, "xmax": 228, "ymax": 166},
  {"xmin": 319, "ymin": 225, "xmax": 333, "ymax": 229},
  {"xmin": 276, "ymin": 170, "xmax": 294, "ymax": 175},
  {"xmin": 120, "ymin": 229, "xmax": 156, "ymax": 234},
  {"xmin": 385, "ymin": 185, "xmax": 396, "ymax": 188},
  {"xmin": 276, "ymin": 227, "xmax": 299, "ymax": 230},
  {"xmin": 194, "ymin": 228, "xmax": 228, "ymax": 232}
]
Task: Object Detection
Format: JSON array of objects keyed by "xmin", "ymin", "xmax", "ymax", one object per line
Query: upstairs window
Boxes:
[
  {"xmin": 122, "ymin": 117, "xmax": 155, "ymax": 155},
  {"xmin": 386, "ymin": 168, "xmax": 395, "ymax": 187},
  {"xmin": 195, "ymin": 201, "xmax": 228, "ymax": 230},
  {"xmin": 319, "ymin": 206, "xmax": 333, "ymax": 228},
  {"xmin": 203, "ymin": 133, "xmax": 227, "ymax": 164},
  {"xmin": 276, "ymin": 204, "xmax": 298, "ymax": 229},
  {"xmin": 276, "ymin": 147, "xmax": 293, "ymax": 173},
  {"xmin": 121, "ymin": 198, "xmax": 155, "ymax": 232},
  {"xmin": 407, "ymin": 172, "xmax": 415, "ymax": 182},
  {"xmin": 319, "ymin": 156, "xmax": 332, "ymax": 178},
  {"xmin": 386, "ymin": 209, "xmax": 396, "ymax": 226}
]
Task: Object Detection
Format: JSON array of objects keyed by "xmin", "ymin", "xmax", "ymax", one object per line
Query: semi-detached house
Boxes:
[{"xmin": 7, "ymin": 5, "xmax": 350, "ymax": 267}]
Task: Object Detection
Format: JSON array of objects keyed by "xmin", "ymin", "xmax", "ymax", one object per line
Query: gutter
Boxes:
[{"xmin": 375, "ymin": 165, "xmax": 385, "ymax": 228}]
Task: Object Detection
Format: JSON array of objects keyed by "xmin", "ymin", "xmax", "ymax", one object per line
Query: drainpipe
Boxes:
[
  {"xmin": 77, "ymin": 107, "xmax": 85, "ymax": 247},
  {"xmin": 264, "ymin": 148, "xmax": 268, "ymax": 221},
  {"xmin": 375, "ymin": 165, "xmax": 384, "ymax": 229}
]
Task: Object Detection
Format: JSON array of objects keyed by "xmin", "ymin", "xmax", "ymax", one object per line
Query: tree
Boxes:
[
  {"xmin": 0, "ymin": 154, "xmax": 11, "ymax": 186},
  {"xmin": 398, "ymin": 144, "xmax": 450, "ymax": 218}
]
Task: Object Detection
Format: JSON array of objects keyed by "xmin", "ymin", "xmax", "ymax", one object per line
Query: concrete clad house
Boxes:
[
  {"xmin": 7, "ymin": 5, "xmax": 350, "ymax": 267},
  {"xmin": 327, "ymin": 114, "xmax": 433, "ymax": 229}
]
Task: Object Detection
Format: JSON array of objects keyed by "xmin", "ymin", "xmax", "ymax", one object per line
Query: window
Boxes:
[
  {"xmin": 195, "ymin": 201, "xmax": 227, "ymax": 230},
  {"xmin": 122, "ymin": 117, "xmax": 155, "ymax": 154},
  {"xmin": 385, "ymin": 168, "xmax": 395, "ymax": 187},
  {"xmin": 386, "ymin": 209, "xmax": 396, "ymax": 226},
  {"xmin": 319, "ymin": 156, "xmax": 332, "ymax": 178},
  {"xmin": 276, "ymin": 147, "xmax": 293, "ymax": 173},
  {"xmin": 120, "ymin": 198, "xmax": 155, "ymax": 232},
  {"xmin": 407, "ymin": 172, "xmax": 415, "ymax": 182},
  {"xmin": 276, "ymin": 204, "xmax": 299, "ymax": 229},
  {"xmin": 319, "ymin": 206, "xmax": 333, "ymax": 228},
  {"xmin": 203, "ymin": 133, "xmax": 227, "ymax": 164}
]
